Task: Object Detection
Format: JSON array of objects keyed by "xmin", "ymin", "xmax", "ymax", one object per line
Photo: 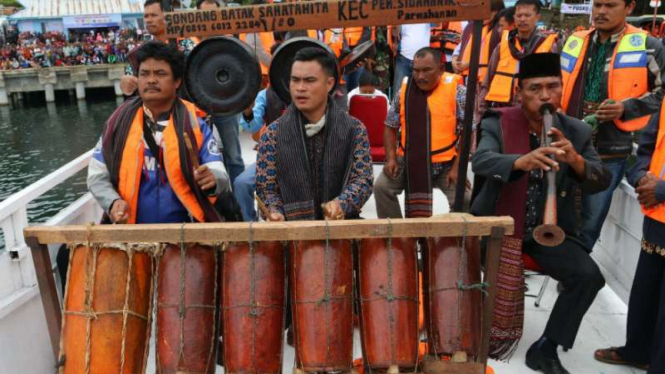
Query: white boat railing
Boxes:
[{"xmin": 0, "ymin": 150, "xmax": 96, "ymax": 305}]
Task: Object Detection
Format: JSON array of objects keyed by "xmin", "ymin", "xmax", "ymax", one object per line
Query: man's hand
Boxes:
[
  {"xmin": 322, "ymin": 199, "xmax": 344, "ymax": 220},
  {"xmin": 445, "ymin": 160, "xmax": 472, "ymax": 189},
  {"xmin": 110, "ymin": 199, "xmax": 130, "ymax": 224},
  {"xmin": 194, "ymin": 165, "xmax": 216, "ymax": 191},
  {"xmin": 513, "ymin": 147, "xmax": 564, "ymax": 172},
  {"xmin": 549, "ymin": 128, "xmax": 581, "ymax": 165},
  {"xmin": 636, "ymin": 173, "xmax": 662, "ymax": 209},
  {"xmin": 452, "ymin": 58, "xmax": 469, "ymax": 74},
  {"xmin": 383, "ymin": 158, "xmax": 400, "ymax": 179},
  {"xmin": 243, "ymin": 101, "xmax": 255, "ymax": 118},
  {"xmin": 119, "ymin": 75, "xmax": 138, "ymax": 96},
  {"xmin": 595, "ymin": 100, "xmax": 624, "ymax": 122},
  {"xmin": 268, "ymin": 212, "xmax": 285, "ymax": 221}
]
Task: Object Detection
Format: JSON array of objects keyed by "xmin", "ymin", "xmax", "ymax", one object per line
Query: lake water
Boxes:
[{"xmin": 0, "ymin": 90, "xmax": 122, "ymax": 250}]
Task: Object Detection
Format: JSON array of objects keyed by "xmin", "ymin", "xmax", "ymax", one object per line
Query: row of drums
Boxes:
[{"xmin": 59, "ymin": 237, "xmax": 483, "ymax": 374}]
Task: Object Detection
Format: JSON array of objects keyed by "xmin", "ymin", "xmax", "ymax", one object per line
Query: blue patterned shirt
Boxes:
[{"xmin": 255, "ymin": 118, "xmax": 374, "ymax": 218}]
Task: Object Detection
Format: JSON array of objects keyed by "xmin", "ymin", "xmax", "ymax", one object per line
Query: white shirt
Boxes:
[
  {"xmin": 347, "ymin": 87, "xmax": 390, "ymax": 112},
  {"xmin": 399, "ymin": 24, "xmax": 431, "ymax": 61}
]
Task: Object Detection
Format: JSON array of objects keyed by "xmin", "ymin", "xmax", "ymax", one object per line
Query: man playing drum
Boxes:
[
  {"xmin": 88, "ymin": 41, "xmax": 229, "ymax": 224},
  {"xmin": 471, "ymin": 53, "xmax": 610, "ymax": 374},
  {"xmin": 374, "ymin": 47, "xmax": 467, "ymax": 218},
  {"xmin": 255, "ymin": 47, "xmax": 373, "ymax": 221}
]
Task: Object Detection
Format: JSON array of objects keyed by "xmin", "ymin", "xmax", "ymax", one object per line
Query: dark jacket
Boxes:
[
  {"xmin": 471, "ymin": 110, "xmax": 611, "ymax": 246},
  {"xmin": 627, "ymin": 109, "xmax": 665, "ymax": 247}
]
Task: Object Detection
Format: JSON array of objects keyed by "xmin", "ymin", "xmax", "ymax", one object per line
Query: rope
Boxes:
[
  {"xmin": 155, "ymin": 244, "xmax": 163, "ymax": 371},
  {"xmin": 178, "ymin": 223, "xmax": 188, "ymax": 369},
  {"xmin": 119, "ymin": 245, "xmax": 134, "ymax": 374},
  {"xmin": 141, "ymin": 244, "xmax": 156, "ymax": 374},
  {"xmin": 387, "ymin": 218, "xmax": 397, "ymax": 366},
  {"xmin": 249, "ymin": 222, "xmax": 259, "ymax": 372},
  {"xmin": 455, "ymin": 216, "xmax": 468, "ymax": 355},
  {"xmin": 204, "ymin": 243, "xmax": 220, "ymax": 374},
  {"xmin": 83, "ymin": 245, "xmax": 99, "ymax": 374},
  {"xmin": 324, "ymin": 220, "xmax": 332, "ymax": 366},
  {"xmin": 457, "ymin": 281, "xmax": 490, "ymax": 297}
]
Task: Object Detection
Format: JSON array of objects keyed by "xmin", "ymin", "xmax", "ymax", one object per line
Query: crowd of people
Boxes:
[
  {"xmin": 0, "ymin": 29, "xmax": 143, "ymax": 70},
  {"xmin": 74, "ymin": 1, "xmax": 665, "ymax": 374}
]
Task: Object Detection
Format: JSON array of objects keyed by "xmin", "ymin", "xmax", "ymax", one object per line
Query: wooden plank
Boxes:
[
  {"xmin": 478, "ymin": 226, "xmax": 505, "ymax": 365},
  {"xmin": 164, "ymin": 0, "xmax": 490, "ymax": 39},
  {"xmin": 25, "ymin": 237, "xmax": 62, "ymax": 362},
  {"xmin": 421, "ymin": 360, "xmax": 485, "ymax": 374},
  {"xmin": 24, "ymin": 215, "xmax": 514, "ymax": 245}
]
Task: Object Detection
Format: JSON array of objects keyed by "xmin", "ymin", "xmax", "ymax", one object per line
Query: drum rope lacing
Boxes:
[
  {"xmin": 293, "ymin": 220, "xmax": 353, "ymax": 371},
  {"xmin": 425, "ymin": 215, "xmax": 489, "ymax": 359},
  {"xmin": 62, "ymin": 224, "xmax": 152, "ymax": 374},
  {"xmin": 153, "ymin": 224, "xmax": 217, "ymax": 372},
  {"xmin": 324, "ymin": 220, "xmax": 332, "ymax": 367},
  {"xmin": 457, "ymin": 216, "xmax": 489, "ymax": 296},
  {"xmin": 249, "ymin": 221, "xmax": 259, "ymax": 371},
  {"xmin": 357, "ymin": 219, "xmax": 421, "ymax": 373}
]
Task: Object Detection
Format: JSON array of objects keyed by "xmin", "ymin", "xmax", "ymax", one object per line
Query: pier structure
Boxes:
[{"xmin": 0, "ymin": 64, "xmax": 127, "ymax": 105}]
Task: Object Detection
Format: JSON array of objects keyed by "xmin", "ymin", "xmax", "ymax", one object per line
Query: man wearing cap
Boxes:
[
  {"xmin": 471, "ymin": 53, "xmax": 610, "ymax": 374},
  {"xmin": 255, "ymin": 47, "xmax": 373, "ymax": 221},
  {"xmin": 559, "ymin": 0, "xmax": 665, "ymax": 253},
  {"xmin": 374, "ymin": 47, "xmax": 467, "ymax": 218}
]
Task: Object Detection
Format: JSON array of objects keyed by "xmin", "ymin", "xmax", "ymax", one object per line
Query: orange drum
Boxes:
[
  {"xmin": 423, "ymin": 237, "xmax": 482, "ymax": 358},
  {"xmin": 358, "ymin": 238, "xmax": 419, "ymax": 370},
  {"xmin": 291, "ymin": 240, "xmax": 354, "ymax": 373},
  {"xmin": 156, "ymin": 244, "xmax": 219, "ymax": 374},
  {"xmin": 59, "ymin": 244, "xmax": 154, "ymax": 374},
  {"xmin": 223, "ymin": 241, "xmax": 286, "ymax": 374}
]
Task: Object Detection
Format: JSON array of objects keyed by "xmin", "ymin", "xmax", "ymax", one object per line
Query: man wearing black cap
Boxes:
[{"xmin": 471, "ymin": 53, "xmax": 611, "ymax": 374}]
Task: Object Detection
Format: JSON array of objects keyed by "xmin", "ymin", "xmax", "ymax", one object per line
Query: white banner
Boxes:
[
  {"xmin": 63, "ymin": 14, "xmax": 123, "ymax": 29},
  {"xmin": 561, "ymin": 3, "xmax": 592, "ymax": 14}
]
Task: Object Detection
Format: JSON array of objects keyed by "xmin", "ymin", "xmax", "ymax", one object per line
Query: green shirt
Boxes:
[{"xmin": 584, "ymin": 38, "xmax": 610, "ymax": 103}]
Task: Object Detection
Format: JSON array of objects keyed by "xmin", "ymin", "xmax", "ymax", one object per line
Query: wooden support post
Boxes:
[
  {"xmin": 25, "ymin": 237, "xmax": 62, "ymax": 361},
  {"xmin": 478, "ymin": 226, "xmax": 505, "ymax": 365},
  {"xmin": 453, "ymin": 20, "xmax": 483, "ymax": 213}
]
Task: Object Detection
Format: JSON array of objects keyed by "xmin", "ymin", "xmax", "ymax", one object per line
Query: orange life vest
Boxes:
[
  {"xmin": 459, "ymin": 25, "xmax": 490, "ymax": 77},
  {"xmin": 643, "ymin": 105, "xmax": 665, "ymax": 223},
  {"xmin": 431, "ymin": 22, "xmax": 463, "ymax": 52},
  {"xmin": 485, "ymin": 31, "xmax": 558, "ymax": 103},
  {"xmin": 561, "ymin": 25, "xmax": 650, "ymax": 132},
  {"xmin": 478, "ymin": 29, "xmax": 494, "ymax": 83},
  {"xmin": 398, "ymin": 73, "xmax": 462, "ymax": 163},
  {"xmin": 322, "ymin": 29, "xmax": 344, "ymax": 57},
  {"xmin": 344, "ymin": 27, "xmax": 364, "ymax": 47},
  {"xmin": 117, "ymin": 100, "xmax": 210, "ymax": 224}
]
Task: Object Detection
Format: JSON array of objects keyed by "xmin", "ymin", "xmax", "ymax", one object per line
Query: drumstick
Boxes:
[{"xmin": 254, "ymin": 193, "xmax": 272, "ymax": 220}]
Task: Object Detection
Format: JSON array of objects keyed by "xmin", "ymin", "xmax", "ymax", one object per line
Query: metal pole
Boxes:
[
  {"xmin": 653, "ymin": 1, "xmax": 659, "ymax": 36},
  {"xmin": 163, "ymin": 0, "xmax": 177, "ymax": 46},
  {"xmin": 453, "ymin": 20, "xmax": 483, "ymax": 212}
]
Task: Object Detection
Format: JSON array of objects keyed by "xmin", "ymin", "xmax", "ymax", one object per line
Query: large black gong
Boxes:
[
  {"xmin": 269, "ymin": 37, "xmax": 340, "ymax": 104},
  {"xmin": 186, "ymin": 37, "xmax": 262, "ymax": 116}
]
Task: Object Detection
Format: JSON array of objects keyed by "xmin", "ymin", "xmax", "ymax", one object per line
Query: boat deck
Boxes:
[{"xmin": 142, "ymin": 131, "xmax": 639, "ymax": 374}]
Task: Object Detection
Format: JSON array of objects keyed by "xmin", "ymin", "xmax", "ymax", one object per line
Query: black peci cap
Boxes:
[{"xmin": 518, "ymin": 52, "xmax": 562, "ymax": 83}]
